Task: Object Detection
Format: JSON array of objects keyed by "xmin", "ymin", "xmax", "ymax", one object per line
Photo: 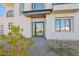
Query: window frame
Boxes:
[
  {"xmin": 9, "ymin": 22, "xmax": 13, "ymax": 30},
  {"xmin": 55, "ymin": 18, "xmax": 72, "ymax": 32},
  {"xmin": 19, "ymin": 3, "xmax": 24, "ymax": 15},
  {"xmin": 6, "ymin": 10, "xmax": 14, "ymax": 17},
  {"xmin": 32, "ymin": 3, "xmax": 44, "ymax": 11},
  {"xmin": 0, "ymin": 25, "xmax": 4, "ymax": 35}
]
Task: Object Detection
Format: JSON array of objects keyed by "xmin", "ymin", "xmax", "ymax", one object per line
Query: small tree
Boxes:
[{"xmin": 6, "ymin": 25, "xmax": 35, "ymax": 56}]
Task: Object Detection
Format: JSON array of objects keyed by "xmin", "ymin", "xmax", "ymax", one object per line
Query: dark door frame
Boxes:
[{"xmin": 32, "ymin": 22, "xmax": 45, "ymax": 37}]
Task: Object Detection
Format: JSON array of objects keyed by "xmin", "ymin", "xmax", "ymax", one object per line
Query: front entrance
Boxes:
[{"xmin": 32, "ymin": 22, "xmax": 44, "ymax": 37}]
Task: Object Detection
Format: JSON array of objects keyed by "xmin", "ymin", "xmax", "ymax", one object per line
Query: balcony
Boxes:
[
  {"xmin": 53, "ymin": 4, "xmax": 79, "ymax": 11},
  {"xmin": 53, "ymin": 4, "xmax": 79, "ymax": 13},
  {"xmin": 22, "ymin": 9, "xmax": 52, "ymax": 18}
]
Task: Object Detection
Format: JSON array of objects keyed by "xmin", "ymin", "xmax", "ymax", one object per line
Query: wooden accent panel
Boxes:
[{"xmin": 30, "ymin": 14, "xmax": 46, "ymax": 18}]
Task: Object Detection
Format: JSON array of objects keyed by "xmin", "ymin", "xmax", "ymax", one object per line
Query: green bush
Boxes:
[
  {"xmin": 0, "ymin": 44, "xmax": 11, "ymax": 56},
  {"xmin": 0, "ymin": 25, "xmax": 35, "ymax": 56},
  {"xmin": 6, "ymin": 25, "xmax": 35, "ymax": 56},
  {"xmin": 48, "ymin": 43, "xmax": 77, "ymax": 56},
  {"xmin": 0, "ymin": 35, "xmax": 7, "ymax": 40}
]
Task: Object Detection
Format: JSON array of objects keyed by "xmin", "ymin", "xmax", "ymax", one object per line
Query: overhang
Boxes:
[{"xmin": 22, "ymin": 9, "xmax": 52, "ymax": 17}]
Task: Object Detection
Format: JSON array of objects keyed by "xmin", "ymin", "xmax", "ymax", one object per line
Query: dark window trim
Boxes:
[
  {"xmin": 32, "ymin": 22, "xmax": 45, "ymax": 37},
  {"xmin": 55, "ymin": 18, "xmax": 72, "ymax": 32},
  {"xmin": 9, "ymin": 22, "xmax": 12, "ymax": 30},
  {"xmin": 23, "ymin": 9, "xmax": 52, "ymax": 13},
  {"xmin": 19, "ymin": 3, "xmax": 24, "ymax": 15}
]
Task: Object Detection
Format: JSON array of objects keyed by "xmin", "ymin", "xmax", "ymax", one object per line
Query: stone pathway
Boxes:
[
  {"xmin": 33, "ymin": 37, "xmax": 45, "ymax": 46},
  {"xmin": 30, "ymin": 37, "xmax": 57, "ymax": 56}
]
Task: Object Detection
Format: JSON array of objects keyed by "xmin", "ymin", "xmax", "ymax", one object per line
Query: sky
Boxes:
[{"xmin": 0, "ymin": 4, "xmax": 5, "ymax": 16}]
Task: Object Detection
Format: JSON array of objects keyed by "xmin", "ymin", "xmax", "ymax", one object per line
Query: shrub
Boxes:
[
  {"xmin": 0, "ymin": 35, "xmax": 7, "ymax": 41},
  {"xmin": 0, "ymin": 25, "xmax": 35, "ymax": 56},
  {"xmin": 48, "ymin": 43, "xmax": 77, "ymax": 56},
  {"xmin": 6, "ymin": 25, "xmax": 35, "ymax": 56},
  {"xmin": 0, "ymin": 44, "xmax": 11, "ymax": 56}
]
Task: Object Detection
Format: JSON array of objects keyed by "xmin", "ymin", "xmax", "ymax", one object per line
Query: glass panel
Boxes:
[
  {"xmin": 36, "ymin": 22, "xmax": 44, "ymax": 36},
  {"xmin": 32, "ymin": 3, "xmax": 44, "ymax": 10},
  {"xmin": 60, "ymin": 19, "xmax": 65, "ymax": 31},
  {"xmin": 65, "ymin": 19, "xmax": 70, "ymax": 31},
  {"xmin": 55, "ymin": 19, "xmax": 60, "ymax": 31},
  {"xmin": 55, "ymin": 18, "xmax": 71, "ymax": 31},
  {"xmin": 32, "ymin": 23, "xmax": 35, "ymax": 36}
]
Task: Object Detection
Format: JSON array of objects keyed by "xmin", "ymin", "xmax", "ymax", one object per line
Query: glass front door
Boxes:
[{"xmin": 32, "ymin": 22, "xmax": 44, "ymax": 37}]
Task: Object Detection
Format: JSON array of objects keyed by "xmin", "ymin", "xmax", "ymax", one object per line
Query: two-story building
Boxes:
[{"xmin": 0, "ymin": 3, "xmax": 79, "ymax": 40}]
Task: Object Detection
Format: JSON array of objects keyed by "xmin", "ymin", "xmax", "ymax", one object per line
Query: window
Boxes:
[
  {"xmin": 9, "ymin": 23, "xmax": 12, "ymax": 30},
  {"xmin": 7, "ymin": 10, "xmax": 14, "ymax": 17},
  {"xmin": 32, "ymin": 3, "xmax": 44, "ymax": 10},
  {"xmin": 19, "ymin": 3, "xmax": 24, "ymax": 15},
  {"xmin": 0, "ymin": 25, "xmax": 3, "ymax": 35},
  {"xmin": 55, "ymin": 18, "xmax": 71, "ymax": 31}
]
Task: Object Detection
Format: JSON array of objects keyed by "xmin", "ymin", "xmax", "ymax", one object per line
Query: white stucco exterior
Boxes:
[
  {"xmin": 46, "ymin": 13, "xmax": 79, "ymax": 40},
  {"xmin": 53, "ymin": 4, "xmax": 79, "ymax": 11},
  {"xmin": 0, "ymin": 3, "xmax": 79, "ymax": 40}
]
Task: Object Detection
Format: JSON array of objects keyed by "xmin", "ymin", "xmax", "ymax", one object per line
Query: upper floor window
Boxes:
[
  {"xmin": 19, "ymin": 3, "xmax": 24, "ymax": 15},
  {"xmin": 7, "ymin": 10, "xmax": 14, "ymax": 17},
  {"xmin": 55, "ymin": 18, "xmax": 71, "ymax": 31},
  {"xmin": 32, "ymin": 3, "xmax": 44, "ymax": 10}
]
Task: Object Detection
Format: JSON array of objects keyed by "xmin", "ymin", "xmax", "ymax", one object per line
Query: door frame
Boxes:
[{"xmin": 32, "ymin": 22, "xmax": 45, "ymax": 37}]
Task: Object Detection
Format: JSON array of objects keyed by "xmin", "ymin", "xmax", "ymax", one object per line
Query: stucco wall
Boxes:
[
  {"xmin": 44, "ymin": 3, "xmax": 52, "ymax": 9},
  {"xmin": 0, "ymin": 3, "xmax": 52, "ymax": 38},
  {"xmin": 24, "ymin": 3, "xmax": 32, "ymax": 11},
  {"xmin": 53, "ymin": 4, "xmax": 79, "ymax": 11},
  {"xmin": 0, "ymin": 3, "xmax": 32, "ymax": 38},
  {"xmin": 46, "ymin": 12, "xmax": 79, "ymax": 40},
  {"xmin": 0, "ymin": 17, "xmax": 13, "ymax": 34},
  {"xmin": 13, "ymin": 4, "xmax": 32, "ymax": 38},
  {"xmin": 1, "ymin": 3, "xmax": 79, "ymax": 40}
]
